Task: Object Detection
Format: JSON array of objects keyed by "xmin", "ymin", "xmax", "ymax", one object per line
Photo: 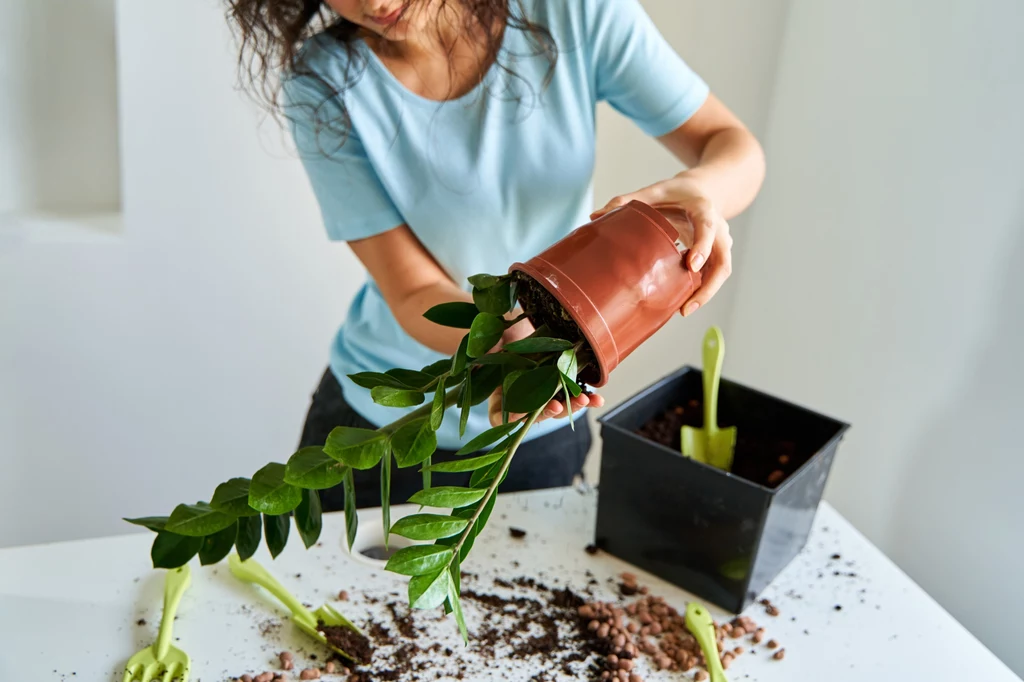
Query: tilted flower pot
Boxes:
[
  {"xmin": 594, "ymin": 366, "xmax": 850, "ymax": 613},
  {"xmin": 509, "ymin": 200, "xmax": 701, "ymax": 387}
]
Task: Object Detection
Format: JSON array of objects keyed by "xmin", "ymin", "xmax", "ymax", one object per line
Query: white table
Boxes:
[{"xmin": 0, "ymin": 487, "xmax": 1018, "ymax": 681}]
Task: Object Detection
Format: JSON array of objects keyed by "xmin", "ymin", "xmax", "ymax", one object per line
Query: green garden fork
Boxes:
[{"xmin": 123, "ymin": 564, "xmax": 191, "ymax": 682}]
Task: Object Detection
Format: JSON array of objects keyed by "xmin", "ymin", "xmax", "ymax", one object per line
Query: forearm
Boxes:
[
  {"xmin": 675, "ymin": 127, "xmax": 765, "ymax": 220},
  {"xmin": 392, "ymin": 281, "xmax": 474, "ymax": 357}
]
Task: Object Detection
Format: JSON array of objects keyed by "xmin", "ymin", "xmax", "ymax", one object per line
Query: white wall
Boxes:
[
  {"xmin": 0, "ymin": 0, "xmax": 120, "ymax": 215},
  {"xmin": 0, "ymin": 0, "xmax": 788, "ymax": 545},
  {"xmin": 725, "ymin": 0, "xmax": 1024, "ymax": 674}
]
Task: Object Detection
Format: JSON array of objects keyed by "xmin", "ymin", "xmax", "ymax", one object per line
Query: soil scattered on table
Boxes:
[
  {"xmin": 635, "ymin": 402, "xmax": 804, "ymax": 488},
  {"xmin": 509, "ymin": 527, "xmax": 527, "ymax": 539},
  {"xmin": 317, "ymin": 620, "xmax": 373, "ymax": 665}
]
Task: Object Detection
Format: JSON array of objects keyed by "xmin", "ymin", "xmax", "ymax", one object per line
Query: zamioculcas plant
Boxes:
[{"xmin": 125, "ymin": 271, "xmax": 595, "ymax": 642}]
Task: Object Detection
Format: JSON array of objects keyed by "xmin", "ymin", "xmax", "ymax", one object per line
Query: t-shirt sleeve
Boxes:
[
  {"xmin": 583, "ymin": 0, "xmax": 710, "ymax": 137},
  {"xmin": 282, "ymin": 74, "xmax": 404, "ymax": 242}
]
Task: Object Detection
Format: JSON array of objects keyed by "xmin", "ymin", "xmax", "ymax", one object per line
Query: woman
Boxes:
[{"xmin": 227, "ymin": 0, "xmax": 765, "ymax": 510}]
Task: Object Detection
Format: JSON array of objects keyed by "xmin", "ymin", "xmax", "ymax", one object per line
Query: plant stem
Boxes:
[
  {"xmin": 449, "ymin": 404, "xmax": 546, "ymax": 558},
  {"xmin": 381, "ymin": 380, "xmax": 463, "ymax": 433}
]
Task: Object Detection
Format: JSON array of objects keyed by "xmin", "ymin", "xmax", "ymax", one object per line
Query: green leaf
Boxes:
[
  {"xmin": 502, "ymin": 369, "xmax": 524, "ymax": 425},
  {"xmin": 343, "ymin": 469, "xmax": 357, "ymax": 551},
  {"xmin": 390, "ymin": 513, "xmax": 469, "ymax": 540},
  {"xmin": 501, "ymin": 337, "xmax": 573, "ymax": 354},
  {"xmin": 210, "ymin": 478, "xmax": 260, "ymax": 517},
  {"xmin": 562, "ymin": 374, "xmax": 583, "ymax": 398},
  {"xmin": 381, "ymin": 451, "xmax": 391, "ymax": 549},
  {"xmin": 124, "ymin": 516, "xmax": 168, "ymax": 532},
  {"xmin": 430, "ymin": 376, "xmax": 446, "ymax": 431},
  {"xmin": 409, "ymin": 569, "xmax": 452, "ymax": 610},
  {"xmin": 151, "ymin": 531, "xmax": 202, "ymax": 569},
  {"xmin": 165, "ymin": 502, "xmax": 236, "ymax": 537},
  {"xmin": 385, "ymin": 545, "xmax": 455, "ymax": 576},
  {"xmin": 371, "ymin": 386, "xmax": 426, "ymax": 408},
  {"xmin": 424, "ymin": 451, "xmax": 506, "ymax": 473},
  {"xmin": 467, "ymin": 273, "xmax": 500, "ymax": 289},
  {"xmin": 467, "ymin": 313, "xmax": 505, "ymax": 358},
  {"xmin": 562, "ymin": 377, "xmax": 575, "ymax": 430},
  {"xmin": 391, "ymin": 418, "xmax": 437, "ymax": 468},
  {"xmin": 471, "ymin": 352, "xmax": 536, "ymax": 369},
  {"xmin": 408, "ymin": 486, "xmax": 488, "ymax": 509},
  {"xmin": 423, "ymin": 455, "xmax": 432, "ymax": 491},
  {"xmin": 248, "ymin": 463, "xmax": 303, "ymax": 515},
  {"xmin": 348, "ymin": 372, "xmax": 412, "ymax": 390},
  {"xmin": 503, "ymin": 365, "xmax": 562, "ymax": 414},
  {"xmin": 385, "ymin": 368, "xmax": 435, "ymax": 390},
  {"xmin": 451, "ymin": 335, "xmax": 469, "ymax": 375},
  {"xmin": 453, "ymin": 495, "xmax": 497, "ymax": 562},
  {"xmin": 473, "ymin": 280, "xmax": 515, "ymax": 316},
  {"xmin": 420, "ymin": 359, "xmax": 451, "ymax": 377},
  {"xmin": 459, "ymin": 381, "xmax": 471, "ymax": 438},
  {"xmin": 468, "ymin": 364, "xmax": 504, "ymax": 406},
  {"xmin": 455, "ymin": 421, "xmax": 521, "ymax": 455},
  {"xmin": 263, "ymin": 513, "xmax": 290, "ymax": 558},
  {"xmin": 470, "ymin": 459, "xmax": 506, "ymax": 488},
  {"xmin": 235, "ymin": 514, "xmax": 261, "ymax": 561},
  {"xmin": 199, "ymin": 521, "xmax": 237, "ymax": 565},
  {"xmin": 450, "ymin": 576, "xmax": 469, "ymax": 643},
  {"xmin": 294, "ymin": 488, "xmax": 323, "ymax": 549},
  {"xmin": 285, "ymin": 447, "xmax": 348, "ymax": 490},
  {"xmin": 557, "ymin": 349, "xmax": 579, "ymax": 381},
  {"xmin": 324, "ymin": 427, "xmax": 388, "ymax": 470},
  {"xmin": 424, "ymin": 302, "xmax": 480, "ymax": 328}
]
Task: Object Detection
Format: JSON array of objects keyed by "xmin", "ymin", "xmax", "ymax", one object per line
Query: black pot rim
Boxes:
[{"xmin": 598, "ymin": 364, "xmax": 851, "ymax": 494}]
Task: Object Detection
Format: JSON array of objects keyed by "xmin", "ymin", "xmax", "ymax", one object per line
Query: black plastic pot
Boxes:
[{"xmin": 594, "ymin": 365, "xmax": 850, "ymax": 614}]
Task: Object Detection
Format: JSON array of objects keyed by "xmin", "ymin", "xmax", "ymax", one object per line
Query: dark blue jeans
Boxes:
[{"xmin": 298, "ymin": 368, "xmax": 592, "ymax": 512}]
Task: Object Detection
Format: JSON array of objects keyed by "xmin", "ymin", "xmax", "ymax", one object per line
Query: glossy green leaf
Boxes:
[
  {"xmin": 124, "ymin": 516, "xmax": 168, "ymax": 533},
  {"xmin": 451, "ymin": 335, "xmax": 469, "ymax": 375},
  {"xmin": 503, "ymin": 365, "xmax": 561, "ymax": 414},
  {"xmin": 471, "ymin": 352, "xmax": 536, "ymax": 369},
  {"xmin": 450, "ymin": 578, "xmax": 469, "ymax": 643},
  {"xmin": 468, "ymin": 364, "xmax": 504, "ymax": 406},
  {"xmin": 295, "ymin": 488, "xmax": 323, "ymax": 549},
  {"xmin": 391, "ymin": 418, "xmax": 437, "ymax": 468},
  {"xmin": 562, "ymin": 374, "xmax": 583, "ymax": 398},
  {"xmin": 343, "ymin": 469, "xmax": 357, "ymax": 551},
  {"xmin": 501, "ymin": 337, "xmax": 573, "ymax": 354},
  {"xmin": 210, "ymin": 478, "xmax": 260, "ymax": 517},
  {"xmin": 199, "ymin": 521, "xmax": 237, "ymax": 565},
  {"xmin": 467, "ymin": 273, "xmax": 500, "ymax": 289},
  {"xmin": 420, "ymin": 359, "xmax": 451, "ymax": 377},
  {"xmin": 165, "ymin": 502, "xmax": 236, "ymax": 537},
  {"xmin": 423, "ymin": 455, "xmax": 432, "ymax": 491},
  {"xmin": 455, "ymin": 421, "xmax": 520, "ymax": 455},
  {"xmin": 472, "ymin": 280, "xmax": 515, "ymax": 316},
  {"xmin": 470, "ymin": 459, "xmax": 506, "ymax": 488},
  {"xmin": 248, "ymin": 463, "xmax": 303, "ymax": 515},
  {"xmin": 348, "ymin": 372, "xmax": 412, "ymax": 390},
  {"xmin": 263, "ymin": 513, "xmax": 290, "ymax": 558},
  {"xmin": 151, "ymin": 531, "xmax": 202, "ymax": 569},
  {"xmin": 562, "ymin": 377, "xmax": 575, "ymax": 430},
  {"xmin": 285, "ymin": 447, "xmax": 348, "ymax": 490},
  {"xmin": 381, "ymin": 451, "xmax": 391, "ymax": 549},
  {"xmin": 235, "ymin": 514, "xmax": 262, "ymax": 561},
  {"xmin": 324, "ymin": 427, "xmax": 388, "ymax": 470},
  {"xmin": 371, "ymin": 386, "xmax": 426, "ymax": 408},
  {"xmin": 409, "ymin": 569, "xmax": 452, "ymax": 610},
  {"xmin": 452, "ymin": 495, "xmax": 497, "ymax": 562},
  {"xmin": 386, "ymin": 545, "xmax": 454, "ymax": 576},
  {"xmin": 390, "ymin": 513, "xmax": 469, "ymax": 540},
  {"xmin": 424, "ymin": 302, "xmax": 480, "ymax": 328},
  {"xmin": 408, "ymin": 486, "xmax": 487, "ymax": 509},
  {"xmin": 430, "ymin": 376, "xmax": 446, "ymax": 431},
  {"xmin": 423, "ymin": 450, "xmax": 506, "ymax": 473},
  {"xmin": 557, "ymin": 349, "xmax": 579, "ymax": 381},
  {"xmin": 385, "ymin": 368, "xmax": 435, "ymax": 390},
  {"xmin": 501, "ymin": 369, "xmax": 524, "ymax": 425},
  {"xmin": 467, "ymin": 313, "xmax": 505, "ymax": 358},
  {"xmin": 459, "ymin": 381, "xmax": 471, "ymax": 438}
]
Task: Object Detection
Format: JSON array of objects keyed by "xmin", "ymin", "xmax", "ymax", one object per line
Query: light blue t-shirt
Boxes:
[{"xmin": 283, "ymin": 0, "xmax": 709, "ymax": 450}]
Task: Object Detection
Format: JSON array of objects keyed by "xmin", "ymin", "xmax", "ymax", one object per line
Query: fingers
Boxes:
[
  {"xmin": 682, "ymin": 237, "xmax": 733, "ymax": 317},
  {"xmin": 685, "ymin": 199, "xmax": 717, "ymax": 273},
  {"xmin": 488, "ymin": 385, "xmax": 607, "ymax": 427}
]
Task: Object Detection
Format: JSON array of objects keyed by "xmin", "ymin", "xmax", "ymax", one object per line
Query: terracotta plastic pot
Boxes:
[{"xmin": 509, "ymin": 200, "xmax": 702, "ymax": 387}]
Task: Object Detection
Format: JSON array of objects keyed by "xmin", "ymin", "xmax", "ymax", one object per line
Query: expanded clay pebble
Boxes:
[
  {"xmin": 767, "ymin": 639, "xmax": 779, "ymax": 649},
  {"xmin": 299, "ymin": 669, "xmax": 320, "ymax": 680},
  {"xmin": 733, "ymin": 646, "xmax": 744, "ymax": 655},
  {"xmin": 278, "ymin": 652, "xmax": 293, "ymax": 671},
  {"xmin": 695, "ymin": 672, "xmax": 709, "ymax": 681},
  {"xmin": 337, "ymin": 590, "xmax": 348, "ymax": 601},
  {"xmin": 773, "ymin": 648, "xmax": 786, "ymax": 660},
  {"xmin": 752, "ymin": 628, "xmax": 766, "ymax": 644},
  {"xmin": 240, "ymin": 676, "xmax": 253, "ymax": 682},
  {"xmin": 255, "ymin": 673, "xmax": 273, "ymax": 682}
]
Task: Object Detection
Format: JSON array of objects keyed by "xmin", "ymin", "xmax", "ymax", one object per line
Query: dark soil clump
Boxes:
[
  {"xmin": 317, "ymin": 620, "xmax": 373, "ymax": 665},
  {"xmin": 636, "ymin": 402, "xmax": 805, "ymax": 488}
]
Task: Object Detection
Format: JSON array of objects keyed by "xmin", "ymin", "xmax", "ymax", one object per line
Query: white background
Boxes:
[{"xmin": 1, "ymin": 0, "xmax": 1021, "ymax": 675}]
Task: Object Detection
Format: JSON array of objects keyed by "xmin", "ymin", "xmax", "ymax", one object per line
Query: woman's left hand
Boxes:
[
  {"xmin": 487, "ymin": 386, "xmax": 604, "ymax": 428},
  {"xmin": 590, "ymin": 173, "xmax": 734, "ymax": 317}
]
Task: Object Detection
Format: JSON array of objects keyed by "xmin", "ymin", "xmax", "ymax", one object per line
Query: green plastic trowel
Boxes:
[
  {"xmin": 681, "ymin": 326, "xmax": 737, "ymax": 471},
  {"xmin": 685, "ymin": 602, "xmax": 729, "ymax": 682}
]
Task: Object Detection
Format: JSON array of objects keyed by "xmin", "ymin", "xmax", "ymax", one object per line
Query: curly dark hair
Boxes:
[{"xmin": 225, "ymin": 0, "xmax": 558, "ymax": 148}]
